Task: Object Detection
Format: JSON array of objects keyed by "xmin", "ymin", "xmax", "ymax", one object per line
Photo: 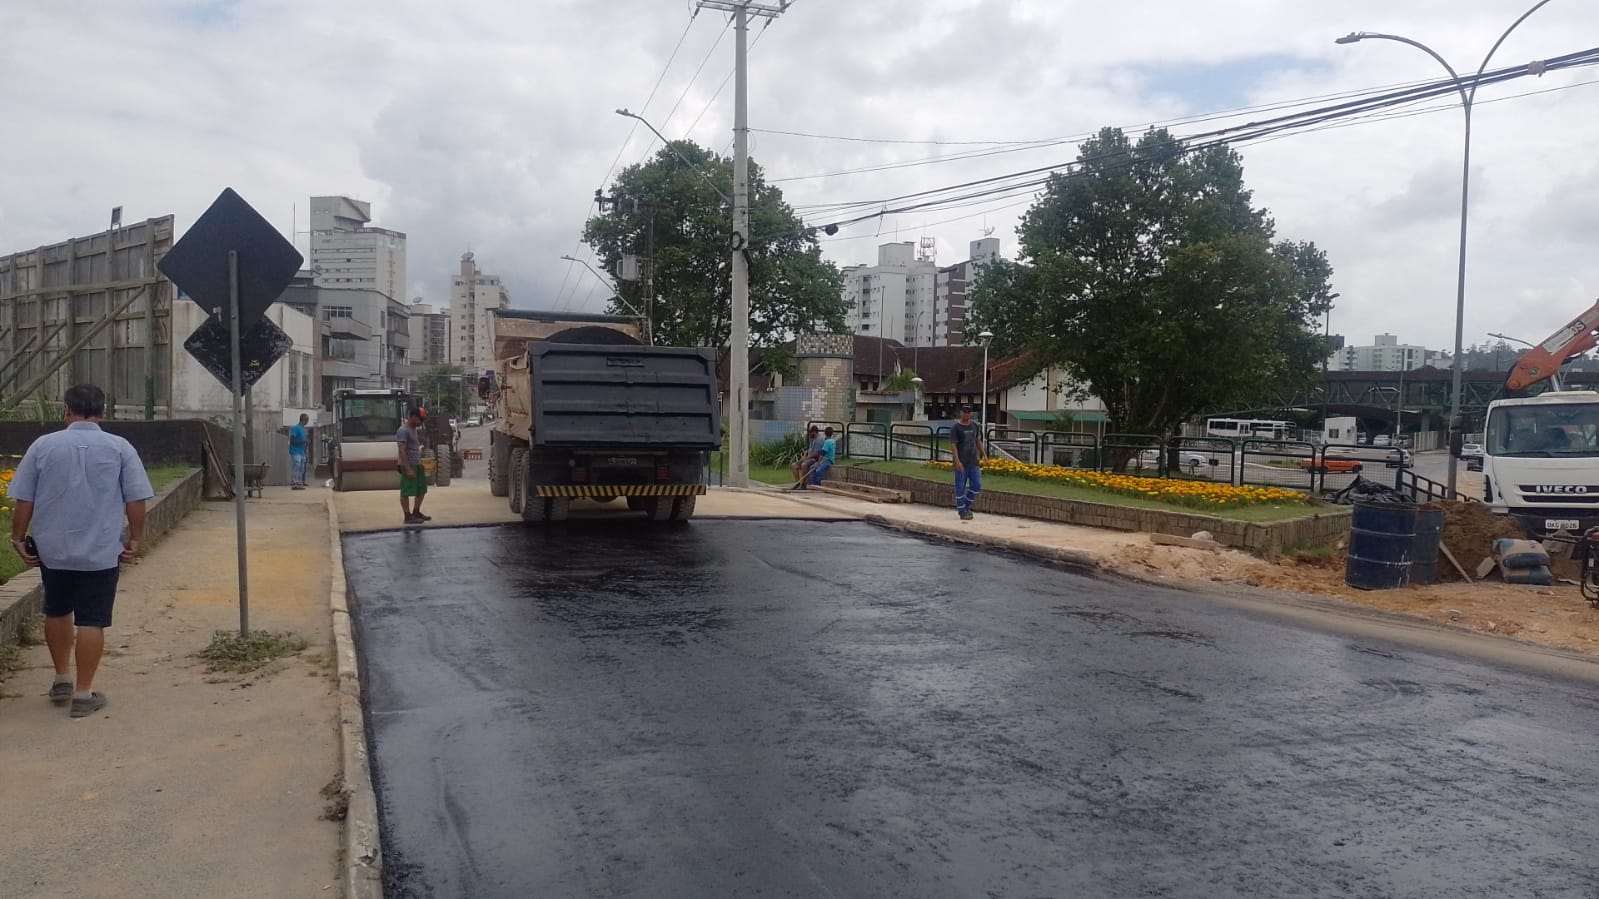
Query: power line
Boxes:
[
  {"xmin": 787, "ymin": 49, "xmax": 1599, "ymax": 231},
  {"xmin": 763, "ymin": 49, "xmax": 1599, "ymax": 244},
  {"xmin": 765, "ymin": 71, "xmax": 1508, "ymax": 186},
  {"xmin": 651, "ymin": 17, "xmax": 732, "ymax": 149},
  {"xmin": 557, "ymin": 11, "xmax": 702, "ymax": 309}
]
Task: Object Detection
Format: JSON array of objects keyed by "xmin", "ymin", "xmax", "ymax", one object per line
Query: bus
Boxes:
[{"xmin": 1205, "ymin": 418, "xmax": 1295, "ymax": 441}]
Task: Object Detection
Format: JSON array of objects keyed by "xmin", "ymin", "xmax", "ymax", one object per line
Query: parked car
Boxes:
[
  {"xmin": 1302, "ymin": 454, "xmax": 1363, "ymax": 474},
  {"xmin": 1137, "ymin": 449, "xmax": 1215, "ymax": 471},
  {"xmin": 1384, "ymin": 448, "xmax": 1412, "ymax": 469},
  {"xmin": 1462, "ymin": 441, "xmax": 1484, "ymax": 471},
  {"xmin": 1372, "ymin": 434, "xmax": 1392, "ymax": 447},
  {"xmin": 465, "ymin": 414, "xmax": 483, "ymax": 427}
]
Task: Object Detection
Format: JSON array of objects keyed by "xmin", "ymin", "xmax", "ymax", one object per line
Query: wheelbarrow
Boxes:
[{"xmin": 242, "ymin": 463, "xmax": 270, "ymax": 498}]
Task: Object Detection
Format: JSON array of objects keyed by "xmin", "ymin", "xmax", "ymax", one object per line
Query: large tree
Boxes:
[
  {"xmin": 582, "ymin": 141, "xmax": 846, "ymax": 349},
  {"xmin": 416, "ymin": 364, "xmax": 470, "ymax": 417},
  {"xmin": 968, "ymin": 127, "xmax": 1336, "ymax": 438}
]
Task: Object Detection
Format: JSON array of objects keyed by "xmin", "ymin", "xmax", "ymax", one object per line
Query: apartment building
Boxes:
[
  {"xmin": 308, "ymin": 196, "xmax": 408, "ymax": 301},
  {"xmin": 449, "ymin": 252, "xmax": 510, "ymax": 374}
]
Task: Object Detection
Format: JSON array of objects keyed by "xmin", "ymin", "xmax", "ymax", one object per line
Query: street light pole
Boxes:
[
  {"xmin": 1337, "ymin": 0, "xmax": 1554, "ymax": 499},
  {"xmin": 978, "ymin": 330, "xmax": 994, "ymax": 436},
  {"xmin": 1396, "ymin": 358, "xmax": 1405, "ymax": 441},
  {"xmin": 1321, "ymin": 293, "xmax": 1340, "ymax": 442}
]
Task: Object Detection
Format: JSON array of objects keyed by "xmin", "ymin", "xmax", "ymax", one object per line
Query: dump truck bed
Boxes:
[{"xmin": 528, "ymin": 343, "xmax": 720, "ymax": 449}]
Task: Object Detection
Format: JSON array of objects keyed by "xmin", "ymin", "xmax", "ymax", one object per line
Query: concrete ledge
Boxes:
[
  {"xmin": 863, "ymin": 514, "xmax": 1103, "ymax": 574},
  {"xmin": 0, "ymin": 466, "xmax": 204, "ymax": 647},
  {"xmin": 326, "ymin": 496, "xmax": 384, "ymax": 899},
  {"xmin": 837, "ymin": 466, "xmax": 1352, "ymax": 556}
]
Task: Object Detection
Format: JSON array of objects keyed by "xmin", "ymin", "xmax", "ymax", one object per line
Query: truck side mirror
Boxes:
[{"xmin": 1449, "ymin": 432, "xmax": 1464, "ymax": 458}]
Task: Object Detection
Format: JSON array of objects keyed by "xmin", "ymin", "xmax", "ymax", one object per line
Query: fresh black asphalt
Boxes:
[{"xmin": 346, "ymin": 520, "xmax": 1599, "ymax": 898}]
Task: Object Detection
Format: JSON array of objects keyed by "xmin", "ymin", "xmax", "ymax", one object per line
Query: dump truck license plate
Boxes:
[{"xmin": 1545, "ymin": 519, "xmax": 1580, "ymax": 531}]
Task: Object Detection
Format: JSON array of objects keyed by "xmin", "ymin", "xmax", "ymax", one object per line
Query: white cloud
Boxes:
[{"xmin": 1, "ymin": 0, "xmax": 1596, "ymax": 356}]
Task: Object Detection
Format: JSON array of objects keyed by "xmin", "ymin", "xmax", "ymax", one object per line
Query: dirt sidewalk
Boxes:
[
  {"xmin": 769, "ymin": 487, "xmax": 1599, "ymax": 656},
  {"xmin": 0, "ymin": 488, "xmax": 340, "ymax": 899}
]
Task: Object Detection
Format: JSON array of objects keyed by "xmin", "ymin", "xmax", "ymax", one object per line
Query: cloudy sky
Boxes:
[{"xmin": 2, "ymin": 0, "xmax": 1596, "ymax": 354}]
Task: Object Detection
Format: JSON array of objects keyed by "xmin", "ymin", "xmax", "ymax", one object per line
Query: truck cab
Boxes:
[{"xmin": 1480, "ymin": 390, "xmax": 1599, "ymax": 539}]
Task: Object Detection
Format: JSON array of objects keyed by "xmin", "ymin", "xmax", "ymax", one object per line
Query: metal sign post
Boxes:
[
  {"xmin": 159, "ymin": 187, "xmax": 303, "ymax": 641},
  {"xmin": 226, "ymin": 250, "xmax": 250, "ymax": 638}
]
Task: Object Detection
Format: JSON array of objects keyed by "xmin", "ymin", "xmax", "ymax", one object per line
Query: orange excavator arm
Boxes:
[{"xmin": 1505, "ymin": 298, "xmax": 1599, "ymax": 391}]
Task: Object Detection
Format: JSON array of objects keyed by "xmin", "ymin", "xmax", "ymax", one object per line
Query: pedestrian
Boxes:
[
  {"xmin": 809, "ymin": 427, "xmax": 837, "ymax": 487},
  {"xmin": 791, "ymin": 425, "xmax": 823, "ymax": 487},
  {"xmin": 950, "ymin": 404, "xmax": 985, "ymax": 521},
  {"xmin": 288, "ymin": 413, "xmax": 310, "ymax": 490},
  {"xmin": 397, "ymin": 408, "xmax": 430, "ymax": 525},
  {"xmin": 9, "ymin": 384, "xmax": 154, "ymax": 718}
]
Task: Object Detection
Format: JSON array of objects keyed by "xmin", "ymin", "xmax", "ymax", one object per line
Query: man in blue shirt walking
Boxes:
[
  {"xmin": 950, "ymin": 405, "xmax": 985, "ymax": 521},
  {"xmin": 288, "ymin": 413, "xmax": 310, "ymax": 490},
  {"xmin": 9, "ymin": 384, "xmax": 154, "ymax": 718}
]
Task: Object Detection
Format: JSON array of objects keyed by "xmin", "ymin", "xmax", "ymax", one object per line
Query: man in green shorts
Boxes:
[{"xmin": 396, "ymin": 408, "xmax": 430, "ymax": 524}]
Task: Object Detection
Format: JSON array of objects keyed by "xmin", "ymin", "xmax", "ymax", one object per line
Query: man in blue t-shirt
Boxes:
[
  {"xmin": 950, "ymin": 405, "xmax": 985, "ymax": 520},
  {"xmin": 809, "ymin": 427, "xmax": 837, "ymax": 486},
  {"xmin": 288, "ymin": 413, "xmax": 310, "ymax": 489}
]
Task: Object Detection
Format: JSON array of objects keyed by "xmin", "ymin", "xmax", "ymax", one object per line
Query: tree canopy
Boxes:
[
  {"xmin": 582, "ymin": 141, "xmax": 847, "ymax": 349},
  {"xmin": 967, "ymin": 127, "xmax": 1336, "ymax": 438},
  {"xmin": 417, "ymin": 364, "xmax": 470, "ymax": 417}
]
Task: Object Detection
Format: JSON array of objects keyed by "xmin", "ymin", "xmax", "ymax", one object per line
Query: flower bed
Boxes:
[{"xmin": 924, "ymin": 458, "xmax": 1309, "ymax": 510}]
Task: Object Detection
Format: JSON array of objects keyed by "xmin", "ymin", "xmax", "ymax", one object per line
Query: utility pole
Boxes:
[{"xmin": 698, "ymin": 0, "xmax": 793, "ymax": 488}]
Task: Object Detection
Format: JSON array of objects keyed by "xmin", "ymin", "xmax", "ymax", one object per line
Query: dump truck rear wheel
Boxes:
[
  {"xmin": 547, "ymin": 498, "xmax": 570, "ymax": 522},
  {"xmin": 508, "ymin": 448, "xmax": 527, "ymax": 514},
  {"xmin": 646, "ymin": 498, "xmax": 674, "ymax": 521},
  {"xmin": 489, "ymin": 435, "xmax": 510, "ymax": 497},
  {"xmin": 669, "ymin": 496, "xmax": 697, "ymax": 521},
  {"xmin": 627, "ymin": 497, "xmax": 648, "ymax": 512}
]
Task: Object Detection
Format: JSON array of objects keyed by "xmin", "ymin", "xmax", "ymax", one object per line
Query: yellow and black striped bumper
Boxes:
[{"xmin": 534, "ymin": 484, "xmax": 707, "ymax": 498}]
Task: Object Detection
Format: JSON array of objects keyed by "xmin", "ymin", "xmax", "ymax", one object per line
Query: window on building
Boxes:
[{"xmin": 324, "ymin": 305, "xmax": 353, "ymax": 319}]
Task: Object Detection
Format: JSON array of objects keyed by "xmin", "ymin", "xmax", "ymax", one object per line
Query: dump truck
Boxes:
[{"xmin": 486, "ymin": 310, "xmax": 720, "ymax": 522}]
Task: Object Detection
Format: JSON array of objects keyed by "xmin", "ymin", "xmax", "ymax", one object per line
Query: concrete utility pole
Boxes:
[{"xmin": 697, "ymin": 0, "xmax": 793, "ymax": 488}]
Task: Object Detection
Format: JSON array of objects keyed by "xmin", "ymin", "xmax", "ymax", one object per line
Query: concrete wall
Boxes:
[
  {"xmin": 0, "ymin": 466, "xmax": 203, "ymax": 646},
  {"xmin": 835, "ymin": 466, "xmax": 1353, "ymax": 556}
]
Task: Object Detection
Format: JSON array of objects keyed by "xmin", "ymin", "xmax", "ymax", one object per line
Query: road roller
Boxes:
[{"xmin": 329, "ymin": 387, "xmax": 423, "ymax": 492}]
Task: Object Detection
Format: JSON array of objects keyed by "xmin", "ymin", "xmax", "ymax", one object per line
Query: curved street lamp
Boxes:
[{"xmin": 1336, "ymin": 0, "xmax": 1555, "ymax": 498}]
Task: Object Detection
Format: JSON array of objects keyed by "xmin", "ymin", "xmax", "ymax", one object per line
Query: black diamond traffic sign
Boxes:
[
  {"xmin": 183, "ymin": 313, "xmax": 295, "ymax": 394},
  {"xmin": 158, "ymin": 187, "xmax": 303, "ymax": 331}
]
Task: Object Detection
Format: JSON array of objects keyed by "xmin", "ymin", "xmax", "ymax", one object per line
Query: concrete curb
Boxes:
[
  {"xmin": 326, "ymin": 496, "xmax": 383, "ymax": 899},
  {"xmin": 862, "ymin": 514, "xmax": 1105, "ymax": 575}
]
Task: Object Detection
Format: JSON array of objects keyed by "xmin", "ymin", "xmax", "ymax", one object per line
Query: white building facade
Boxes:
[
  {"xmin": 843, "ymin": 238, "xmax": 1001, "ymax": 349},
  {"xmin": 449, "ymin": 252, "xmax": 510, "ymax": 374},
  {"xmin": 407, "ymin": 299, "xmax": 451, "ymax": 367},
  {"xmin": 308, "ymin": 196, "xmax": 408, "ymax": 301},
  {"xmin": 1328, "ymin": 333, "xmax": 1446, "ymax": 371},
  {"xmin": 171, "ymin": 299, "xmax": 322, "ymax": 486}
]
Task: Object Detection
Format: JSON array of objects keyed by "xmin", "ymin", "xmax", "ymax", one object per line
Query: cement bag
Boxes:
[
  {"xmin": 1494, "ymin": 538, "xmax": 1550, "ymax": 570},
  {"xmin": 1502, "ymin": 564, "xmax": 1554, "ymax": 586}
]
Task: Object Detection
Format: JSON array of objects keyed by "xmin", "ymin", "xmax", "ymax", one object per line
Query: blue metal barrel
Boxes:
[
  {"xmin": 1410, "ymin": 506, "xmax": 1446, "ymax": 585},
  {"xmin": 1345, "ymin": 501, "xmax": 1419, "ymax": 590}
]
